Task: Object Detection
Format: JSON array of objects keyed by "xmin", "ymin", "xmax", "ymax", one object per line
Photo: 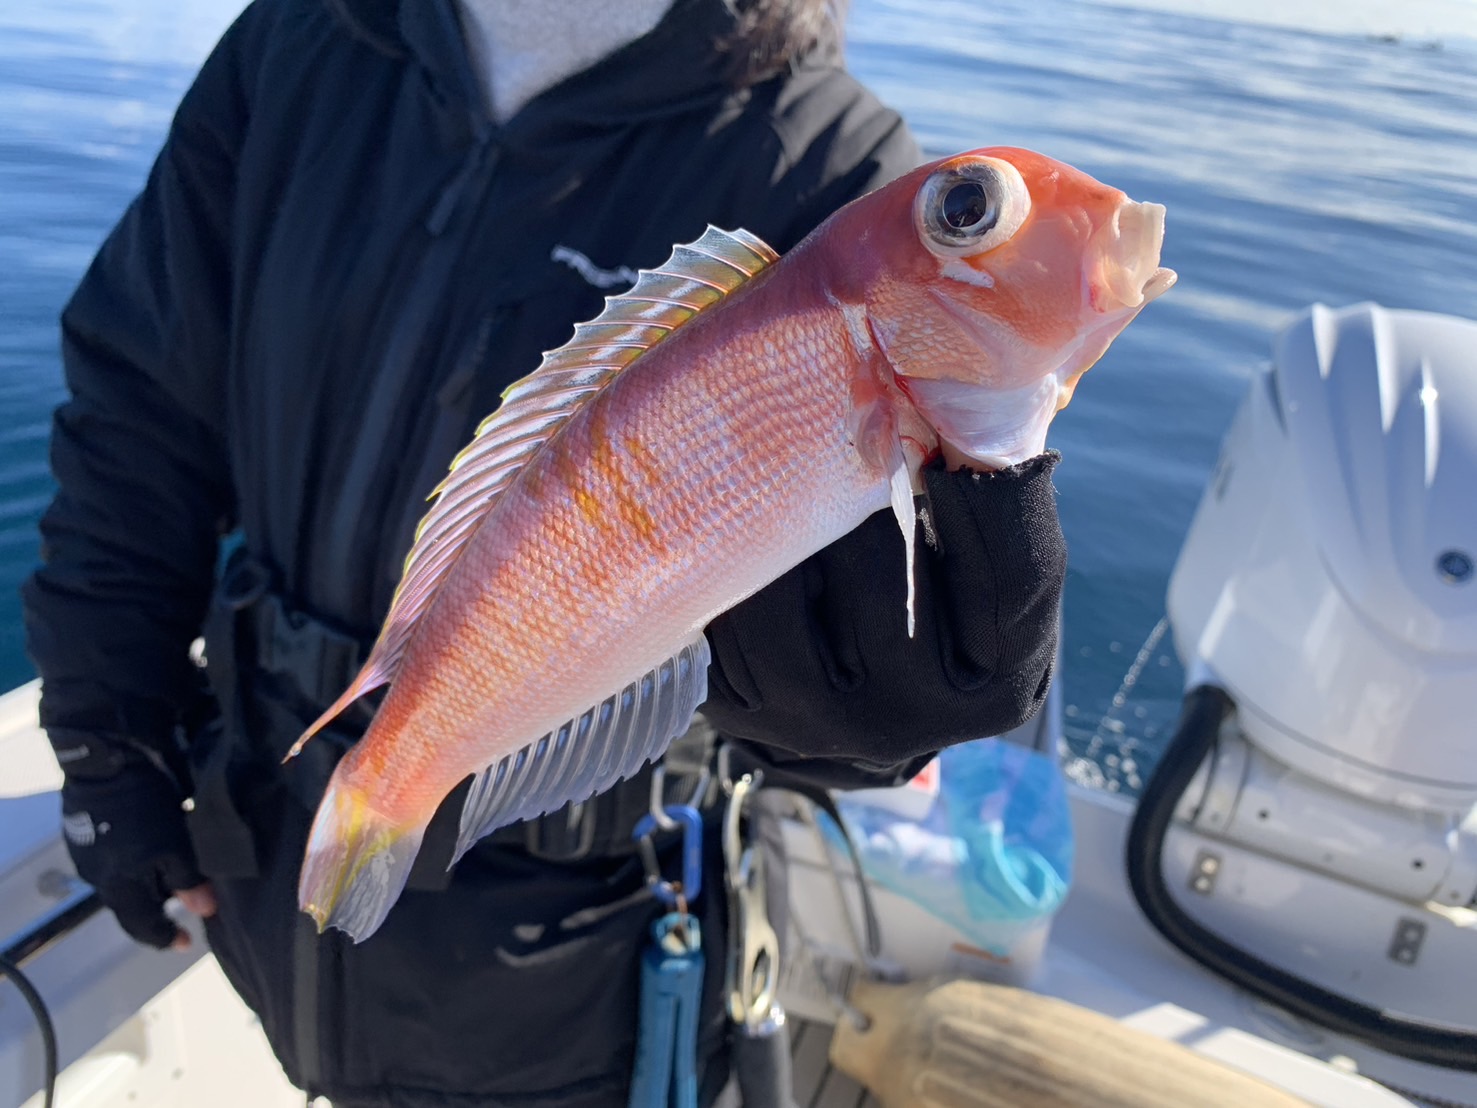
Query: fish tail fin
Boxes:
[{"xmin": 297, "ymin": 771, "xmax": 426, "ymax": 943}]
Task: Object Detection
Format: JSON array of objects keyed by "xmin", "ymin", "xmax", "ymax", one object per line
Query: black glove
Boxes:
[
  {"xmin": 703, "ymin": 453, "xmax": 1065, "ymax": 773},
  {"xmin": 55, "ymin": 736, "xmax": 206, "ymax": 949}
]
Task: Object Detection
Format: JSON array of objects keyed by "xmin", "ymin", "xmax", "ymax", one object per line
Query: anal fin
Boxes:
[{"xmin": 451, "ymin": 635, "xmax": 712, "ymax": 864}]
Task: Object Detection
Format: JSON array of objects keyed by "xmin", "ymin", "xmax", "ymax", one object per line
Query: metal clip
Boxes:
[
  {"xmin": 633, "ymin": 804, "xmax": 704, "ymax": 907},
  {"xmin": 723, "ymin": 772, "xmax": 780, "ymax": 1030},
  {"xmin": 648, "ymin": 763, "xmax": 711, "ymax": 832}
]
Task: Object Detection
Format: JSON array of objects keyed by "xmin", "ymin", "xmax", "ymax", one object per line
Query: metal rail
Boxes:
[{"xmin": 2, "ymin": 884, "xmax": 103, "ymax": 968}]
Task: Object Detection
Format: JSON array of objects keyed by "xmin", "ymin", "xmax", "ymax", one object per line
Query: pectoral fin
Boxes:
[{"xmin": 889, "ymin": 454, "xmax": 919, "ymax": 638}]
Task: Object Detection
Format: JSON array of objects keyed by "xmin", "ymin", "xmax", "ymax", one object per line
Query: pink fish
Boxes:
[{"xmin": 290, "ymin": 147, "xmax": 1175, "ymax": 940}]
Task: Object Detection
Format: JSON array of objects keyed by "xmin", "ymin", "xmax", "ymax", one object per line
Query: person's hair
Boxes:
[
  {"xmin": 720, "ymin": 0, "xmax": 849, "ymax": 87},
  {"xmin": 322, "ymin": 0, "xmax": 849, "ymax": 86}
]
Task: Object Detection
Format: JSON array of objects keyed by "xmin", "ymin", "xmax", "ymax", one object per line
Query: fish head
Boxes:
[{"xmin": 842, "ymin": 147, "xmax": 1177, "ymax": 466}]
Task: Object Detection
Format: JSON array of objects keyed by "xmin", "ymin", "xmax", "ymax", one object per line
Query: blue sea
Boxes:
[{"xmin": 2, "ymin": 0, "xmax": 1475, "ymax": 789}]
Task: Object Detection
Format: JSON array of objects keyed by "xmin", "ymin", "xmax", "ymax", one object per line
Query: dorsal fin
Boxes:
[{"xmin": 284, "ymin": 226, "xmax": 778, "ymax": 759}]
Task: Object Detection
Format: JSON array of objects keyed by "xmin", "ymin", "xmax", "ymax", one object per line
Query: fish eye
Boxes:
[
  {"xmin": 941, "ymin": 180, "xmax": 996, "ymax": 235},
  {"xmin": 915, "ymin": 158, "xmax": 1031, "ymax": 258}
]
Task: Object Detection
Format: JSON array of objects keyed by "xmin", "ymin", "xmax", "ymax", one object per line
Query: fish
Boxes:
[{"xmin": 290, "ymin": 146, "xmax": 1176, "ymax": 942}]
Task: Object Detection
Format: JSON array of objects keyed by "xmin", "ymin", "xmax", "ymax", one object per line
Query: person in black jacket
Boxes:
[{"xmin": 21, "ymin": 0, "xmax": 1067, "ymax": 1104}]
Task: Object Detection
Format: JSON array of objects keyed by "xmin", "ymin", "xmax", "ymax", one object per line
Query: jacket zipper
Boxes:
[{"xmin": 322, "ymin": 136, "xmax": 501, "ymax": 550}]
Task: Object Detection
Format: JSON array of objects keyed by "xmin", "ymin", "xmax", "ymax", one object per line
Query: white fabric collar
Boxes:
[{"xmin": 455, "ymin": 0, "xmax": 677, "ymax": 123}]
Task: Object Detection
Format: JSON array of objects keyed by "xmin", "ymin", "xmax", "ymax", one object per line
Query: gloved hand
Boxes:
[
  {"xmin": 56, "ymin": 740, "xmax": 217, "ymax": 949},
  {"xmin": 703, "ymin": 453, "xmax": 1065, "ymax": 775}
]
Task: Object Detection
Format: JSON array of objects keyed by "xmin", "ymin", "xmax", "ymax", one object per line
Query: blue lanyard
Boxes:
[
  {"xmin": 628, "ymin": 910, "xmax": 704, "ymax": 1108},
  {"xmin": 628, "ymin": 804, "xmax": 705, "ymax": 1108}
]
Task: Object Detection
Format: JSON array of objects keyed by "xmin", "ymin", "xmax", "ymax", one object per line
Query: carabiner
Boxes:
[
  {"xmin": 648, "ymin": 763, "xmax": 712, "ymax": 832},
  {"xmin": 723, "ymin": 772, "xmax": 780, "ymax": 1029},
  {"xmin": 633, "ymin": 803, "xmax": 704, "ymax": 906}
]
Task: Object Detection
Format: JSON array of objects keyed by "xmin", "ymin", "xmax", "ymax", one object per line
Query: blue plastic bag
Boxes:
[{"xmin": 830, "ymin": 738, "xmax": 1073, "ymax": 952}]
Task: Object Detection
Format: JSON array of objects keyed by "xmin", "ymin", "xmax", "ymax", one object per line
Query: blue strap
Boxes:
[{"xmin": 628, "ymin": 913, "xmax": 704, "ymax": 1108}]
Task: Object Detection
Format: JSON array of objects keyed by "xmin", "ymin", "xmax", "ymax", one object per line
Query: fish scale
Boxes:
[{"xmin": 291, "ymin": 148, "xmax": 1175, "ymax": 941}]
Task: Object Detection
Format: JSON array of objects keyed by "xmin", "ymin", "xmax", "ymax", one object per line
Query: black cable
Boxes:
[
  {"xmin": 0, "ymin": 886, "xmax": 101, "ymax": 1108},
  {"xmin": 0, "ymin": 952, "xmax": 58, "ymax": 1108},
  {"xmin": 1126, "ymin": 685, "xmax": 1477, "ymax": 1072}
]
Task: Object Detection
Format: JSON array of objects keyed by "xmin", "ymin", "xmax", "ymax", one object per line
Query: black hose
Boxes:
[
  {"xmin": 1126, "ymin": 685, "xmax": 1477, "ymax": 1072},
  {"xmin": 0, "ymin": 953, "xmax": 58, "ymax": 1108},
  {"xmin": 0, "ymin": 886, "xmax": 104, "ymax": 1108}
]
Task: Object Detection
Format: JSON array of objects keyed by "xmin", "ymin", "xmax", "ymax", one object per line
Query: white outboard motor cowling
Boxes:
[
  {"xmin": 1129, "ymin": 303, "xmax": 1477, "ymax": 1086},
  {"xmin": 1170, "ymin": 302, "xmax": 1477, "ymax": 817}
]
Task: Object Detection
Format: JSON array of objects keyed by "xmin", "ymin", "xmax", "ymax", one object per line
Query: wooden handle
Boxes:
[{"xmin": 829, "ymin": 978, "xmax": 1310, "ymax": 1108}]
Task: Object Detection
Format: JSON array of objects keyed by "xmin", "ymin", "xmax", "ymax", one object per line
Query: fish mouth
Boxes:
[{"xmin": 1094, "ymin": 200, "xmax": 1177, "ymax": 310}]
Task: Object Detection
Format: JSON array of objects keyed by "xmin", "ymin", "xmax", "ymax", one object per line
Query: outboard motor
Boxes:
[{"xmin": 1127, "ymin": 303, "xmax": 1477, "ymax": 1073}]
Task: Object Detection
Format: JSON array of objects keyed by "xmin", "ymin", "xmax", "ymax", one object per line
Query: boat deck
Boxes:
[{"xmin": 788, "ymin": 1020, "xmax": 876, "ymax": 1108}]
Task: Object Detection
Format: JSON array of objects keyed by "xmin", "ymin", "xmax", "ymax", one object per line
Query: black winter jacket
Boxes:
[{"xmin": 21, "ymin": 0, "xmax": 1067, "ymax": 1104}]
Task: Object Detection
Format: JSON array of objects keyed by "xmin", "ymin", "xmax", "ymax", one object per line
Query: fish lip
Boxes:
[
  {"xmin": 1095, "ymin": 201, "xmax": 1177, "ymax": 310},
  {"xmin": 1142, "ymin": 266, "xmax": 1178, "ymax": 302}
]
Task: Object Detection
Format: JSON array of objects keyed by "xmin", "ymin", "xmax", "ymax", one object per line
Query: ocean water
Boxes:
[{"xmin": 2, "ymin": 0, "xmax": 1475, "ymax": 789}]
